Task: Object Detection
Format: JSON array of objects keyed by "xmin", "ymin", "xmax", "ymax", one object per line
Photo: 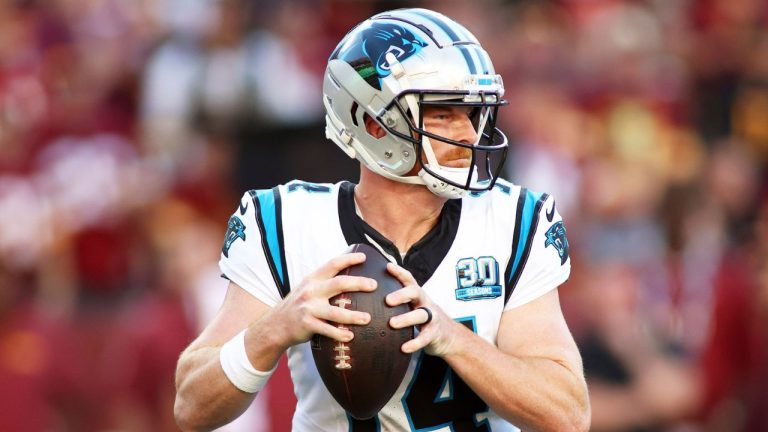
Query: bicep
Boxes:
[
  {"xmin": 186, "ymin": 281, "xmax": 273, "ymax": 352},
  {"xmin": 498, "ymin": 288, "xmax": 582, "ymax": 370}
]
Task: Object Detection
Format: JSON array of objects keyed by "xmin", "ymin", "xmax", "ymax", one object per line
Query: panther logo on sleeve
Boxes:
[
  {"xmin": 222, "ymin": 215, "xmax": 246, "ymax": 258},
  {"xmin": 544, "ymin": 221, "xmax": 569, "ymax": 265}
]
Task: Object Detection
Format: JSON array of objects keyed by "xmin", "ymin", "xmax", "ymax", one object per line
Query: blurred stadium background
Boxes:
[{"xmin": 0, "ymin": 0, "xmax": 766, "ymax": 431}]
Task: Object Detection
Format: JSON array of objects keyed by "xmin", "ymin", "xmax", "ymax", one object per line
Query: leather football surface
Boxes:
[{"xmin": 311, "ymin": 243, "xmax": 414, "ymax": 420}]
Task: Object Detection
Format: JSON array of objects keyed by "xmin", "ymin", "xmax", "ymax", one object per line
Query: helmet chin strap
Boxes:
[
  {"xmin": 419, "ymin": 169, "xmax": 467, "ymax": 199},
  {"xmin": 418, "ymin": 165, "xmax": 479, "ymax": 199}
]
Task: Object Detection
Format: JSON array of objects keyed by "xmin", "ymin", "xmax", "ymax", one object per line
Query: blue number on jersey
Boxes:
[{"xmin": 402, "ymin": 317, "xmax": 490, "ymax": 431}]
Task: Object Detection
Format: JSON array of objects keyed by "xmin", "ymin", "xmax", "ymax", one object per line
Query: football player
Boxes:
[{"xmin": 175, "ymin": 8, "xmax": 589, "ymax": 432}]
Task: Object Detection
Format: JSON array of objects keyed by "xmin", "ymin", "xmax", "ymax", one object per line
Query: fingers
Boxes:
[
  {"xmin": 387, "ymin": 262, "xmax": 417, "ymax": 286},
  {"xmin": 284, "ymin": 293, "xmax": 370, "ymax": 346},
  {"xmin": 389, "ymin": 306, "xmax": 436, "ymax": 354},
  {"xmin": 311, "ymin": 253, "xmax": 378, "ymax": 298},
  {"xmin": 304, "ymin": 315, "xmax": 356, "ymax": 343},
  {"xmin": 318, "ymin": 275, "xmax": 377, "ymax": 298},
  {"xmin": 385, "ymin": 284, "xmax": 421, "ymax": 307},
  {"xmin": 316, "ymin": 300, "xmax": 371, "ymax": 326},
  {"xmin": 401, "ymin": 326, "xmax": 435, "ymax": 354},
  {"xmin": 311, "ymin": 252, "xmax": 367, "ymax": 279},
  {"xmin": 389, "ymin": 307, "xmax": 431, "ymax": 329},
  {"xmin": 385, "ymin": 263, "xmax": 421, "ymax": 307},
  {"xmin": 305, "ymin": 297, "xmax": 373, "ymax": 343}
]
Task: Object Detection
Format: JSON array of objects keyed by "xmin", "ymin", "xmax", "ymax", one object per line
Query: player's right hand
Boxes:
[{"xmin": 268, "ymin": 252, "xmax": 375, "ymax": 349}]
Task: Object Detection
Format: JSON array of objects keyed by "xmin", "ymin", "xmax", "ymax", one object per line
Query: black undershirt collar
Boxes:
[{"xmin": 337, "ymin": 182, "xmax": 461, "ymax": 286}]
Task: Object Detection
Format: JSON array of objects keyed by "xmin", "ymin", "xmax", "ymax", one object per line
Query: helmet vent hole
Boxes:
[{"xmin": 350, "ymin": 102, "xmax": 359, "ymax": 127}]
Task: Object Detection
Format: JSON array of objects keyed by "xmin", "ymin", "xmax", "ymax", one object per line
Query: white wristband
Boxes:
[{"xmin": 219, "ymin": 329, "xmax": 276, "ymax": 393}]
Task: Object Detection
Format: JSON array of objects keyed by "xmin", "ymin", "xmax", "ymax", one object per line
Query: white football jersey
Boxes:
[{"xmin": 219, "ymin": 179, "xmax": 571, "ymax": 432}]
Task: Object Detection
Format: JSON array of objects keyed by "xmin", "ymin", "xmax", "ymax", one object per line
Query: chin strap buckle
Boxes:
[{"xmin": 339, "ymin": 128, "xmax": 354, "ymax": 145}]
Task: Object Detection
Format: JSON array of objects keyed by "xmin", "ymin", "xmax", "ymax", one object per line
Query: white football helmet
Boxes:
[{"xmin": 323, "ymin": 8, "xmax": 509, "ymax": 199}]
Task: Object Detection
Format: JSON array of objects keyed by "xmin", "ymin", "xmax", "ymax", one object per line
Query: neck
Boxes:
[{"xmin": 355, "ymin": 167, "xmax": 448, "ymax": 254}]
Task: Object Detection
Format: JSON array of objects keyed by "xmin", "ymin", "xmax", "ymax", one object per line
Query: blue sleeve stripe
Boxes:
[
  {"xmin": 504, "ymin": 189, "xmax": 548, "ymax": 302},
  {"xmin": 250, "ymin": 188, "xmax": 289, "ymax": 298},
  {"xmin": 510, "ymin": 189, "xmax": 542, "ymax": 277},
  {"xmin": 255, "ymin": 189, "xmax": 283, "ymax": 284},
  {"xmin": 272, "ymin": 186, "xmax": 290, "ymax": 293}
]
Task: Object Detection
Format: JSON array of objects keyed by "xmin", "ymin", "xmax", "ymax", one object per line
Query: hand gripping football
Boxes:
[{"xmin": 311, "ymin": 243, "xmax": 414, "ymax": 420}]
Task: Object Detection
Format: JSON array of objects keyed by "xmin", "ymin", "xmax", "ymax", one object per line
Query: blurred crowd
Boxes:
[{"xmin": 0, "ymin": 0, "xmax": 766, "ymax": 431}]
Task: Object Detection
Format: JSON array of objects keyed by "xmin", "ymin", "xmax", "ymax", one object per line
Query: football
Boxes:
[{"xmin": 311, "ymin": 243, "xmax": 414, "ymax": 420}]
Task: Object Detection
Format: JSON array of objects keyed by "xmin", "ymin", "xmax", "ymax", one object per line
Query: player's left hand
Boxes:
[{"xmin": 385, "ymin": 263, "xmax": 460, "ymax": 357}]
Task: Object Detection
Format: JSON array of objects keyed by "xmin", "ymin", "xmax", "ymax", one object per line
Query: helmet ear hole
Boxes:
[
  {"xmin": 363, "ymin": 113, "xmax": 386, "ymax": 139},
  {"xmin": 350, "ymin": 102, "xmax": 359, "ymax": 127}
]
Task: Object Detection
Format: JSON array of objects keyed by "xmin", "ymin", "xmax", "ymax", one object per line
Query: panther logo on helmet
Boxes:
[
  {"xmin": 333, "ymin": 22, "xmax": 428, "ymax": 89},
  {"xmin": 364, "ymin": 23, "xmax": 428, "ymax": 77}
]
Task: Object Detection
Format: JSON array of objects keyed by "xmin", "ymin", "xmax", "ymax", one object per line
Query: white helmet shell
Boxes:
[{"xmin": 323, "ymin": 8, "xmax": 509, "ymax": 199}]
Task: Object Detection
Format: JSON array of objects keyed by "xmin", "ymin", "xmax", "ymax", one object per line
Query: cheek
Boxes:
[
  {"xmin": 424, "ymin": 136, "xmax": 453, "ymax": 157},
  {"xmin": 422, "ymin": 124, "xmax": 450, "ymax": 147},
  {"xmin": 423, "ymin": 122, "xmax": 448, "ymax": 135}
]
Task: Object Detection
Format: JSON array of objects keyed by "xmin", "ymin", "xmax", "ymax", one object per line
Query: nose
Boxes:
[{"xmin": 455, "ymin": 112, "xmax": 478, "ymax": 145}]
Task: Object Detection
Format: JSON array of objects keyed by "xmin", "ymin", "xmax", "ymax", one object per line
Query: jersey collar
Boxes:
[{"xmin": 337, "ymin": 181, "xmax": 461, "ymax": 286}]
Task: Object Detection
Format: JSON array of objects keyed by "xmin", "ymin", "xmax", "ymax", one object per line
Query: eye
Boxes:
[{"xmin": 425, "ymin": 109, "xmax": 451, "ymax": 121}]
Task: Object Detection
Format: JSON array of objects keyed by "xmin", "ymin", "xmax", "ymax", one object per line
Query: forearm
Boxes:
[
  {"xmin": 173, "ymin": 261, "xmax": 376, "ymax": 430},
  {"xmin": 444, "ymin": 323, "xmax": 590, "ymax": 432},
  {"xmin": 174, "ymin": 324, "xmax": 284, "ymax": 431},
  {"xmin": 174, "ymin": 346, "xmax": 256, "ymax": 431}
]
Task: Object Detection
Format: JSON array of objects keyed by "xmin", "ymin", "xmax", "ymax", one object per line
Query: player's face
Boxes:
[{"xmin": 421, "ymin": 105, "xmax": 478, "ymax": 168}]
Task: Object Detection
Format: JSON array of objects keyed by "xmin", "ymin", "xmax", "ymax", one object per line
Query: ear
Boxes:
[{"xmin": 364, "ymin": 114, "xmax": 386, "ymax": 139}]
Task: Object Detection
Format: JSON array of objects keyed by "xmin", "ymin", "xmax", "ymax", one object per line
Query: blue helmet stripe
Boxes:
[
  {"xmin": 443, "ymin": 12, "xmax": 479, "ymax": 44},
  {"xmin": 455, "ymin": 40, "xmax": 482, "ymax": 76},
  {"xmin": 460, "ymin": 46, "xmax": 477, "ymax": 74},
  {"xmin": 409, "ymin": 9, "xmax": 461, "ymax": 41},
  {"xmin": 406, "ymin": 9, "xmax": 478, "ymax": 74},
  {"xmin": 472, "ymin": 46, "xmax": 491, "ymax": 74}
]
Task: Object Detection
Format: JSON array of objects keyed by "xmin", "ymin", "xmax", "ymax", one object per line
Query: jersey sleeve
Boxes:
[
  {"xmin": 504, "ymin": 193, "xmax": 571, "ymax": 310},
  {"xmin": 218, "ymin": 191, "xmax": 283, "ymax": 307}
]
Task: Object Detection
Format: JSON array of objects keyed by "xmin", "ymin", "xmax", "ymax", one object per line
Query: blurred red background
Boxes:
[{"xmin": 1, "ymin": 0, "xmax": 766, "ymax": 431}]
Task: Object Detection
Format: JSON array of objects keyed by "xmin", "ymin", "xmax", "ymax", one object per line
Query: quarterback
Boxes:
[{"xmin": 174, "ymin": 8, "xmax": 590, "ymax": 432}]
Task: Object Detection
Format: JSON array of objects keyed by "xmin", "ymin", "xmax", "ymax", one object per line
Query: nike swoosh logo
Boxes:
[
  {"xmin": 546, "ymin": 201, "xmax": 556, "ymax": 222},
  {"xmin": 239, "ymin": 201, "xmax": 249, "ymax": 215}
]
